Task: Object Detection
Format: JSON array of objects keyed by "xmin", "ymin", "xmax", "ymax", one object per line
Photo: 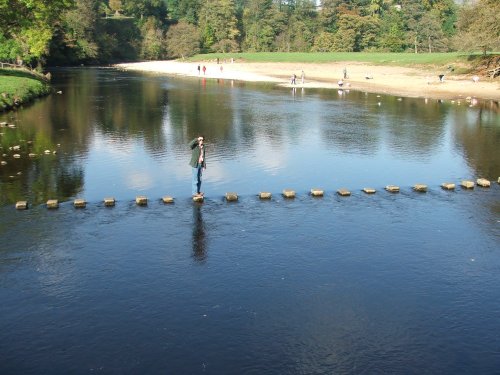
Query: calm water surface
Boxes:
[{"xmin": 0, "ymin": 69, "xmax": 499, "ymax": 374}]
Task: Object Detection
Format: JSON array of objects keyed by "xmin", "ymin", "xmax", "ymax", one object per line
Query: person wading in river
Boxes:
[{"xmin": 189, "ymin": 136, "xmax": 206, "ymax": 197}]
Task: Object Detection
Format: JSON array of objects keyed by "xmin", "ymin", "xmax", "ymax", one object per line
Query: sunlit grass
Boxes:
[
  {"xmin": 0, "ymin": 69, "xmax": 51, "ymax": 110},
  {"xmin": 190, "ymin": 52, "xmax": 498, "ymax": 67}
]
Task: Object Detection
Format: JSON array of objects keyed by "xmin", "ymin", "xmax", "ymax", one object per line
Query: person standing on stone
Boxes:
[{"xmin": 189, "ymin": 136, "xmax": 206, "ymax": 197}]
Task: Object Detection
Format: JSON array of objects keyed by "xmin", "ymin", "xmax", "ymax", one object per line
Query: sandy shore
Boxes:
[{"xmin": 117, "ymin": 60, "xmax": 500, "ymax": 101}]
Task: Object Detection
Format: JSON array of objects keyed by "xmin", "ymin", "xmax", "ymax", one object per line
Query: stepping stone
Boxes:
[
  {"xmin": 136, "ymin": 196, "xmax": 148, "ymax": 206},
  {"xmin": 476, "ymin": 178, "xmax": 490, "ymax": 187},
  {"xmin": 47, "ymin": 199, "xmax": 59, "ymax": 209},
  {"xmin": 441, "ymin": 183, "xmax": 455, "ymax": 190},
  {"xmin": 74, "ymin": 199, "xmax": 86, "ymax": 208},
  {"xmin": 337, "ymin": 189, "xmax": 351, "ymax": 196},
  {"xmin": 259, "ymin": 192, "xmax": 272, "ymax": 199},
  {"xmin": 193, "ymin": 195, "xmax": 204, "ymax": 202},
  {"xmin": 363, "ymin": 188, "xmax": 376, "ymax": 194},
  {"xmin": 15, "ymin": 201, "xmax": 28, "ymax": 210},
  {"xmin": 310, "ymin": 188, "xmax": 324, "ymax": 197},
  {"xmin": 282, "ymin": 189, "xmax": 295, "ymax": 198},
  {"xmin": 162, "ymin": 196, "xmax": 174, "ymax": 204},
  {"xmin": 461, "ymin": 180, "xmax": 474, "ymax": 189},
  {"xmin": 385, "ymin": 185, "xmax": 400, "ymax": 193},
  {"xmin": 413, "ymin": 184, "xmax": 427, "ymax": 192},
  {"xmin": 225, "ymin": 192, "xmax": 238, "ymax": 201},
  {"xmin": 104, "ymin": 197, "xmax": 115, "ymax": 207}
]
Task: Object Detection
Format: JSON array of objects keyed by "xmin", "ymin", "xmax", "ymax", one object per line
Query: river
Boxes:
[{"xmin": 0, "ymin": 68, "xmax": 499, "ymax": 374}]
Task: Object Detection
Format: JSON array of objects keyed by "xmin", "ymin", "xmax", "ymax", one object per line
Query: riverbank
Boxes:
[
  {"xmin": 116, "ymin": 60, "xmax": 500, "ymax": 101},
  {"xmin": 0, "ymin": 69, "xmax": 52, "ymax": 112}
]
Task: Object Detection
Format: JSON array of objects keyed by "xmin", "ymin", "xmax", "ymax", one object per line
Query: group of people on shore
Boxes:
[{"xmin": 290, "ymin": 70, "xmax": 306, "ymax": 85}]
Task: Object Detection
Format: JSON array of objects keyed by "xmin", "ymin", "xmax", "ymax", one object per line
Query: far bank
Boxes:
[{"xmin": 117, "ymin": 59, "xmax": 500, "ymax": 102}]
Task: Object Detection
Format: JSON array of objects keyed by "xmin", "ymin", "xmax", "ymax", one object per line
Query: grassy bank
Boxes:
[
  {"xmin": 190, "ymin": 52, "xmax": 498, "ymax": 71},
  {"xmin": 0, "ymin": 69, "xmax": 52, "ymax": 112}
]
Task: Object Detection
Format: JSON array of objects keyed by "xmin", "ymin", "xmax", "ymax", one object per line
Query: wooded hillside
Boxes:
[{"xmin": 0, "ymin": 0, "xmax": 498, "ymax": 67}]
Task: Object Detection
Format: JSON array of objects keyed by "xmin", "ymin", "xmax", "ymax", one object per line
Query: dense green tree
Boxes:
[
  {"xmin": 419, "ymin": 13, "xmax": 448, "ymax": 52},
  {"xmin": 140, "ymin": 17, "xmax": 165, "ymax": 59},
  {"xmin": 453, "ymin": 0, "xmax": 500, "ymax": 54},
  {"xmin": 165, "ymin": 20, "xmax": 200, "ymax": 58},
  {"xmin": 311, "ymin": 31, "xmax": 335, "ymax": 52},
  {"xmin": 109, "ymin": 0, "xmax": 123, "ymax": 15},
  {"xmin": 198, "ymin": 0, "xmax": 239, "ymax": 51},
  {"xmin": 0, "ymin": 0, "xmax": 74, "ymax": 65},
  {"xmin": 61, "ymin": 0, "xmax": 100, "ymax": 60},
  {"xmin": 242, "ymin": 0, "xmax": 283, "ymax": 51},
  {"xmin": 121, "ymin": 0, "xmax": 168, "ymax": 22},
  {"xmin": 376, "ymin": 7, "xmax": 406, "ymax": 51},
  {"xmin": 167, "ymin": 0, "xmax": 201, "ymax": 23},
  {"xmin": 317, "ymin": 0, "xmax": 342, "ymax": 33}
]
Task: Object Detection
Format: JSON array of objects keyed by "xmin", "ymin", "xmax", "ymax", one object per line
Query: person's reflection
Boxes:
[{"xmin": 192, "ymin": 204, "xmax": 207, "ymax": 263}]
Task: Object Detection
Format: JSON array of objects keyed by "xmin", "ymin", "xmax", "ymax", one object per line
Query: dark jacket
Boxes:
[{"xmin": 189, "ymin": 138, "xmax": 206, "ymax": 168}]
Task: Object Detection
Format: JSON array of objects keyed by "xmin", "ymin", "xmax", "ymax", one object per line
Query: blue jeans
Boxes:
[{"xmin": 192, "ymin": 166, "xmax": 203, "ymax": 195}]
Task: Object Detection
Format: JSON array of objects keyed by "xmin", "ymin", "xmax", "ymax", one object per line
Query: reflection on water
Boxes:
[
  {"xmin": 0, "ymin": 68, "xmax": 498, "ymax": 206},
  {"xmin": 1, "ymin": 193, "xmax": 499, "ymax": 374},
  {"xmin": 192, "ymin": 204, "xmax": 207, "ymax": 263},
  {"xmin": 0, "ymin": 68, "xmax": 499, "ymax": 374}
]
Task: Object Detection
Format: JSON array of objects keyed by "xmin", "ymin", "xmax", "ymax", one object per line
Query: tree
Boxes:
[
  {"xmin": 140, "ymin": 17, "xmax": 165, "ymax": 59},
  {"xmin": 401, "ymin": 0, "xmax": 426, "ymax": 53},
  {"xmin": 198, "ymin": 0, "xmax": 239, "ymax": 51},
  {"xmin": 317, "ymin": 0, "xmax": 342, "ymax": 33},
  {"xmin": 122, "ymin": 0, "xmax": 168, "ymax": 22},
  {"xmin": 312, "ymin": 31, "xmax": 335, "ymax": 52},
  {"xmin": 60, "ymin": 0, "xmax": 100, "ymax": 61},
  {"xmin": 0, "ymin": 0, "xmax": 74, "ymax": 66},
  {"xmin": 109, "ymin": 0, "xmax": 123, "ymax": 15},
  {"xmin": 167, "ymin": 0, "xmax": 201, "ymax": 24},
  {"xmin": 453, "ymin": 0, "xmax": 500, "ymax": 54},
  {"xmin": 377, "ymin": 8, "xmax": 406, "ymax": 52},
  {"xmin": 242, "ymin": 0, "xmax": 284, "ymax": 52},
  {"xmin": 165, "ymin": 20, "xmax": 200, "ymax": 58},
  {"xmin": 419, "ymin": 13, "xmax": 448, "ymax": 52}
]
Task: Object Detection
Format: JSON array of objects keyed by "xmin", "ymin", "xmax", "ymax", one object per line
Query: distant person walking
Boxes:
[
  {"xmin": 202, "ymin": 65, "xmax": 206, "ymax": 75},
  {"xmin": 189, "ymin": 136, "xmax": 206, "ymax": 197},
  {"xmin": 197, "ymin": 65, "xmax": 200, "ymax": 75},
  {"xmin": 301, "ymin": 70, "xmax": 305, "ymax": 84},
  {"xmin": 343, "ymin": 67, "xmax": 348, "ymax": 79},
  {"xmin": 291, "ymin": 73, "xmax": 296, "ymax": 85}
]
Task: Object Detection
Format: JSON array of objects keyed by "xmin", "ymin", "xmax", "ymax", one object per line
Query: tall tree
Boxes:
[
  {"xmin": 198, "ymin": 0, "xmax": 240, "ymax": 51},
  {"xmin": 140, "ymin": 16, "xmax": 165, "ymax": 59},
  {"xmin": 165, "ymin": 20, "xmax": 200, "ymax": 58},
  {"xmin": 242, "ymin": 0, "xmax": 283, "ymax": 51},
  {"xmin": 0, "ymin": 0, "xmax": 74, "ymax": 65},
  {"xmin": 167, "ymin": 0, "xmax": 201, "ymax": 23},
  {"xmin": 60, "ymin": 0, "xmax": 100, "ymax": 61},
  {"xmin": 453, "ymin": 0, "xmax": 500, "ymax": 54}
]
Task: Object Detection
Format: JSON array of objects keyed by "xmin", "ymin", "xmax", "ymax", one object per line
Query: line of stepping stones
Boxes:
[{"xmin": 13, "ymin": 178, "xmax": 498, "ymax": 210}]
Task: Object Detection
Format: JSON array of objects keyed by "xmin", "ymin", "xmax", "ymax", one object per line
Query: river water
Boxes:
[{"xmin": 0, "ymin": 68, "xmax": 499, "ymax": 374}]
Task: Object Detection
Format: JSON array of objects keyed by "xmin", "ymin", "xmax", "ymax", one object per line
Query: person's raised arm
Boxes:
[{"xmin": 189, "ymin": 138, "xmax": 198, "ymax": 149}]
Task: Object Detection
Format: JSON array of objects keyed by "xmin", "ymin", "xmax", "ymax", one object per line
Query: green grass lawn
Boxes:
[
  {"xmin": 189, "ymin": 52, "xmax": 498, "ymax": 67},
  {"xmin": 0, "ymin": 69, "xmax": 51, "ymax": 111}
]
